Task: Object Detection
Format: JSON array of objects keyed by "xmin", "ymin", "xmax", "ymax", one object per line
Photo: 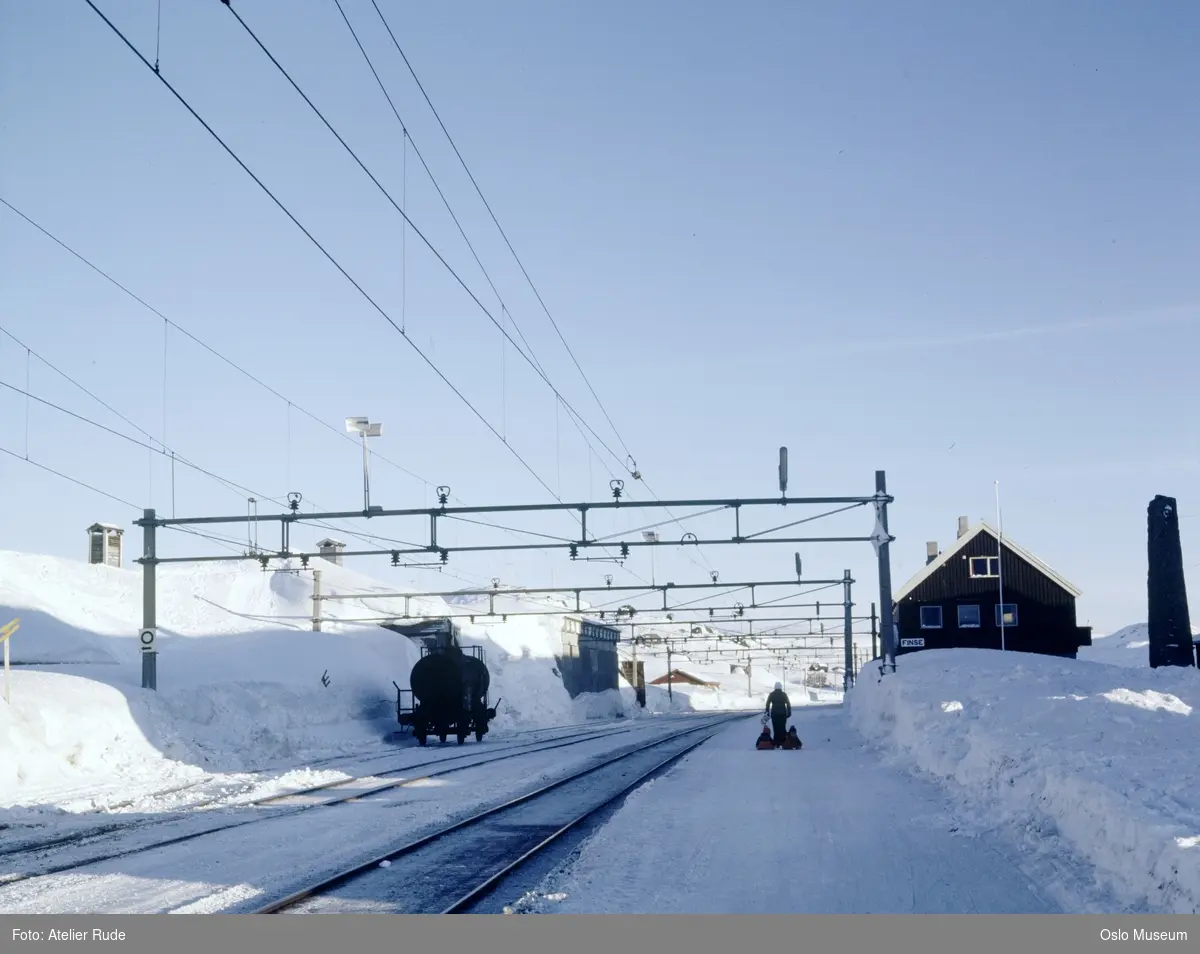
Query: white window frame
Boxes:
[
  {"xmin": 919, "ymin": 605, "xmax": 943, "ymax": 629},
  {"xmin": 969, "ymin": 556, "xmax": 1000, "ymax": 578},
  {"xmin": 995, "ymin": 603, "xmax": 1019, "ymax": 627},
  {"xmin": 957, "ymin": 604, "xmax": 981, "ymax": 628}
]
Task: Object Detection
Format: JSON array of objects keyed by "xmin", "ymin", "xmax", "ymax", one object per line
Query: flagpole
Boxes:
[{"xmin": 995, "ymin": 480, "xmax": 1006, "ymax": 652}]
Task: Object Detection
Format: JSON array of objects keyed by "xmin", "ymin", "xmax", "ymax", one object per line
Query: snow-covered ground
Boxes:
[
  {"xmin": 507, "ymin": 647, "xmax": 1200, "ymax": 914},
  {"xmin": 0, "ymin": 549, "xmax": 778, "ymax": 816},
  {"xmin": 512, "ymin": 713, "xmax": 1067, "ymax": 913},
  {"xmin": 612, "ymin": 619, "xmax": 849, "ymax": 712},
  {"xmin": 0, "ymin": 550, "xmax": 653, "ymax": 814},
  {"xmin": 847, "ymin": 647, "xmax": 1200, "ymax": 913},
  {"xmin": 1079, "ymin": 622, "xmax": 1199, "ymax": 669},
  {"xmin": 0, "ymin": 717, "xmax": 712, "ymax": 914},
  {"xmin": 5, "ymin": 546, "xmax": 1200, "ymax": 914}
]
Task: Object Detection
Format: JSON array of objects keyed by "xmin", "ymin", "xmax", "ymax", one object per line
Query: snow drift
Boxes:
[
  {"xmin": 1079, "ymin": 622, "xmax": 1199, "ymax": 669},
  {"xmin": 0, "ymin": 550, "xmax": 596, "ymax": 809},
  {"xmin": 0, "ymin": 546, "xmax": 835, "ymax": 811},
  {"xmin": 848, "ymin": 648, "xmax": 1200, "ymax": 913}
]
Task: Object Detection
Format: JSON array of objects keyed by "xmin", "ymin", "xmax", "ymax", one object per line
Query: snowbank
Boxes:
[
  {"xmin": 0, "ymin": 550, "xmax": 624, "ymax": 810},
  {"xmin": 1080, "ymin": 622, "xmax": 1200, "ymax": 669},
  {"xmin": 848, "ymin": 648, "xmax": 1200, "ymax": 913},
  {"xmin": 0, "ymin": 545, "xmax": 840, "ymax": 812},
  {"xmin": 0, "ymin": 624, "xmax": 423, "ymax": 810}
]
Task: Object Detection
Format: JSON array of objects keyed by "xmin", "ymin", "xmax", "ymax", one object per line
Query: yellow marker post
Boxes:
[{"xmin": 0, "ymin": 618, "xmax": 19, "ymax": 705}]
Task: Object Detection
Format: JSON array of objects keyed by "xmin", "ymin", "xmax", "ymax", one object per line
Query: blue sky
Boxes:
[{"xmin": 1, "ymin": 0, "xmax": 1197, "ymax": 636}]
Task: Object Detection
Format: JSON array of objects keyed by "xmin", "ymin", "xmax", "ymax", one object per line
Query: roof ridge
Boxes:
[{"xmin": 894, "ymin": 522, "xmax": 1081, "ymax": 601}]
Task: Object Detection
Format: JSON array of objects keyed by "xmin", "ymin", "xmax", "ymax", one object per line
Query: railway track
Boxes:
[
  {"xmin": 0, "ymin": 716, "xmax": 708, "ymax": 892},
  {"xmin": 3, "ymin": 717, "xmax": 638, "ymax": 828},
  {"xmin": 8, "ymin": 716, "xmax": 638, "ymax": 822},
  {"xmin": 0, "ymin": 719, "xmax": 647, "ymax": 862},
  {"xmin": 251, "ymin": 713, "xmax": 745, "ymax": 914}
]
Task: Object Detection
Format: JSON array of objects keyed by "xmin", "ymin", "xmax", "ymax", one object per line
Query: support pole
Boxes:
[
  {"xmin": 312, "ymin": 570, "xmax": 323, "ymax": 632},
  {"xmin": 141, "ymin": 508, "xmax": 157, "ymax": 691},
  {"xmin": 843, "ymin": 570, "xmax": 854, "ymax": 692},
  {"xmin": 996, "ymin": 481, "xmax": 1006, "ymax": 652},
  {"xmin": 870, "ymin": 602, "xmax": 878, "ymax": 660},
  {"xmin": 875, "ymin": 471, "xmax": 897, "ymax": 674},
  {"xmin": 666, "ymin": 642, "xmax": 673, "ymax": 702},
  {"xmin": 2, "ymin": 622, "xmax": 12, "ymax": 706},
  {"xmin": 361, "ymin": 432, "xmax": 371, "ymax": 512}
]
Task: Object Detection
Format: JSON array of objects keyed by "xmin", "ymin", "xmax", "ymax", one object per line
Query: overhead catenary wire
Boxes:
[
  {"xmin": 335, "ymin": 0, "xmax": 654, "ymax": 524},
  {"xmin": 80, "ymin": 4, "xmax": 623, "ymax": 564},
  {"xmin": 0, "ymin": 375, "xmax": 444, "ymax": 566},
  {"xmin": 0, "ymin": 198, "xmax": 435, "ymax": 492},
  {"xmin": 1, "ymin": 321, "xmax": 451, "ymax": 564},
  {"xmin": 365, "ymin": 0, "xmax": 715, "ymax": 574},
  {"xmin": 219, "ymin": 2, "xmax": 630, "ymax": 479},
  {"xmin": 0, "ymin": 441, "xmax": 486, "ymax": 586},
  {"xmin": 153, "ymin": 0, "xmax": 162, "ymax": 72},
  {"xmin": 329, "ymin": 0, "xmax": 550, "ymax": 384},
  {"xmin": 367, "ymin": 0, "xmax": 628, "ymax": 462},
  {"xmin": 0, "ymin": 202, "xmax": 620, "ymax": 584},
  {"xmin": 73, "ymin": 5, "xmax": 745, "ymax": 591},
  {"xmin": 0, "ymin": 443, "xmax": 143, "ymax": 510},
  {"xmin": 79, "ymin": 4, "xmax": 651, "ymax": 585}
]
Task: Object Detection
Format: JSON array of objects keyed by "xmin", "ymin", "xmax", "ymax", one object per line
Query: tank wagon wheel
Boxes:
[
  {"xmin": 416, "ymin": 730, "xmax": 427, "ymax": 747},
  {"xmin": 475, "ymin": 729, "xmax": 485, "ymax": 743},
  {"xmin": 457, "ymin": 732, "xmax": 468, "ymax": 745},
  {"xmin": 439, "ymin": 732, "xmax": 447, "ymax": 743}
]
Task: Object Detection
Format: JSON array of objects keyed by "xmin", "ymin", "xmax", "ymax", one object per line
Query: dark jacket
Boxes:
[{"xmin": 766, "ymin": 688, "xmax": 791, "ymax": 717}]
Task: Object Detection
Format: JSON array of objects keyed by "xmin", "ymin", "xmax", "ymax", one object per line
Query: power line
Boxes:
[
  {"xmin": 0, "ymin": 196, "xmax": 434, "ymax": 493},
  {"xmin": 0, "ymin": 215, "xmax": 494, "ymax": 576},
  {"xmin": 363, "ymin": 7, "xmax": 718, "ymax": 573},
  {"xmin": 0, "ymin": 374, "xmax": 449, "ymax": 570},
  {"xmin": 329, "ymin": 0, "xmax": 642, "ymax": 542},
  {"xmin": 329, "ymin": 0, "xmax": 549, "ymax": 384},
  {"xmin": 79, "ymin": 2, "xmax": 648, "ymax": 584},
  {"xmin": 220, "ymin": 2, "xmax": 630, "ymax": 478},
  {"xmin": 0, "ymin": 444, "xmax": 485, "ymax": 590},
  {"xmin": 0, "ymin": 443, "xmax": 142, "ymax": 510},
  {"xmin": 0, "ymin": 200, "xmax": 595, "ymax": 585},
  {"xmin": 367, "ymin": 0, "xmax": 635, "ymax": 467},
  {"xmin": 0, "ymin": 376, "xmax": 273, "ymax": 501},
  {"xmin": 81, "ymin": 1, "xmax": 568, "ymax": 515}
]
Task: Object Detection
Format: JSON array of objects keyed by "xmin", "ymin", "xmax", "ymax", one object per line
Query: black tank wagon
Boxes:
[{"xmin": 390, "ymin": 621, "xmax": 499, "ymax": 745}]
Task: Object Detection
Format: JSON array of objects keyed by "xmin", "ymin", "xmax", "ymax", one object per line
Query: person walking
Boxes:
[{"xmin": 765, "ymin": 681, "xmax": 791, "ymax": 746}]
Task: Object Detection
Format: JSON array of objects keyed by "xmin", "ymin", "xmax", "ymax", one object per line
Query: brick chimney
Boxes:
[
  {"xmin": 957, "ymin": 516, "xmax": 969, "ymax": 539},
  {"xmin": 926, "ymin": 541, "xmax": 938, "ymax": 565}
]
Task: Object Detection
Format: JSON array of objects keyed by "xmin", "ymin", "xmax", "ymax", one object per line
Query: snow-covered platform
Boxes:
[{"xmin": 515, "ymin": 710, "xmax": 1064, "ymax": 913}]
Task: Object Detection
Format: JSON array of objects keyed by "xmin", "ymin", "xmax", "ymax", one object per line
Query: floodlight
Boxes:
[{"xmin": 346, "ymin": 416, "xmax": 383, "ymax": 511}]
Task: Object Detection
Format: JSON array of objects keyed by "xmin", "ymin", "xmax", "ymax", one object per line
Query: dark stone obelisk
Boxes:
[{"xmin": 1147, "ymin": 495, "xmax": 1196, "ymax": 668}]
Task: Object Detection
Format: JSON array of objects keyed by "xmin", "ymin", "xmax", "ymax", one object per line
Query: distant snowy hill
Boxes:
[{"xmin": 1080, "ymin": 622, "xmax": 1199, "ymax": 669}]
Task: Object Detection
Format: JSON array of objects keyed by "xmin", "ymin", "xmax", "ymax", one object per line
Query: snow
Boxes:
[
  {"xmin": 513, "ymin": 714, "xmax": 1065, "ymax": 913},
  {"xmin": 1079, "ymin": 622, "xmax": 1200, "ymax": 669},
  {"xmin": 0, "ymin": 549, "xmax": 642, "ymax": 813},
  {"xmin": 612, "ymin": 619, "xmax": 850, "ymax": 712},
  {"xmin": 847, "ymin": 648, "xmax": 1200, "ymax": 913},
  {"xmin": 0, "ymin": 719, "xmax": 707, "ymax": 914},
  {"xmin": 7, "ymin": 541, "xmax": 1200, "ymax": 915}
]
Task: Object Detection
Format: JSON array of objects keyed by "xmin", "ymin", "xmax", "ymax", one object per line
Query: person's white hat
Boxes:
[{"xmin": 774, "ymin": 681, "xmax": 782, "ymax": 690}]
